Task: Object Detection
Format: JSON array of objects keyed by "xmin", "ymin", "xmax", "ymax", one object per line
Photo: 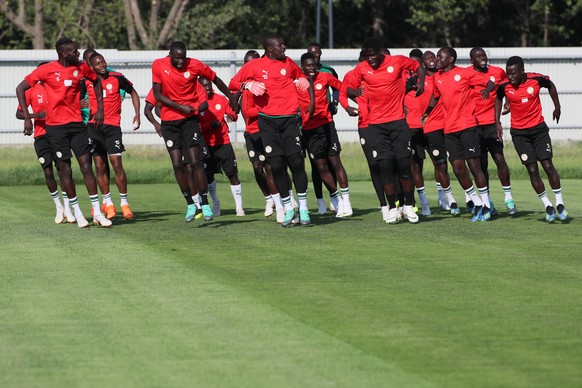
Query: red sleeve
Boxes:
[
  {"xmin": 24, "ymin": 66, "xmax": 44, "ymax": 87},
  {"xmin": 152, "ymin": 59, "xmax": 162, "ymax": 84},
  {"xmin": 242, "ymin": 91, "xmax": 260, "ymax": 117},
  {"xmin": 145, "ymin": 88, "xmax": 156, "ymax": 105},
  {"xmin": 327, "ymin": 73, "xmax": 342, "ymax": 91},
  {"xmin": 82, "ymin": 63, "xmax": 98, "ymax": 83},
  {"xmin": 229, "ymin": 62, "xmax": 252, "ymax": 90}
]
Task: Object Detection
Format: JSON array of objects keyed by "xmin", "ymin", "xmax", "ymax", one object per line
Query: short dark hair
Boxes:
[
  {"xmin": 362, "ymin": 38, "xmax": 384, "ymax": 52},
  {"xmin": 301, "ymin": 52, "xmax": 315, "ymax": 64},
  {"xmin": 409, "ymin": 48, "xmax": 423, "ymax": 58},
  {"xmin": 89, "ymin": 51, "xmax": 102, "ymax": 63},
  {"xmin": 440, "ymin": 46, "xmax": 457, "ymax": 62},
  {"xmin": 169, "ymin": 41, "xmax": 186, "ymax": 52},
  {"xmin": 469, "ymin": 47, "xmax": 484, "ymax": 58},
  {"xmin": 83, "ymin": 48, "xmax": 96, "ymax": 61},
  {"xmin": 262, "ymin": 33, "xmax": 281, "ymax": 51},
  {"xmin": 506, "ymin": 56, "xmax": 524, "ymax": 69},
  {"xmin": 55, "ymin": 37, "xmax": 74, "ymax": 52},
  {"xmin": 307, "ymin": 42, "xmax": 321, "ymax": 49},
  {"xmin": 244, "ymin": 50, "xmax": 260, "ymax": 59}
]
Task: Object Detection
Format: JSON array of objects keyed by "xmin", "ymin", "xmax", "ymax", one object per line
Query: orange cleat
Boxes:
[
  {"xmin": 121, "ymin": 204, "xmax": 134, "ymax": 220},
  {"xmin": 104, "ymin": 204, "xmax": 117, "ymax": 219}
]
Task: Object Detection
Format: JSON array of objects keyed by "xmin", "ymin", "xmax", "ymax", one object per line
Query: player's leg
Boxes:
[
  {"xmin": 109, "ymin": 154, "xmax": 133, "ymax": 219},
  {"xmin": 35, "ymin": 136, "xmax": 65, "ymax": 223},
  {"xmin": 219, "ymin": 144, "xmax": 244, "ymax": 216},
  {"xmin": 541, "ymin": 158, "xmax": 567, "ymax": 220}
]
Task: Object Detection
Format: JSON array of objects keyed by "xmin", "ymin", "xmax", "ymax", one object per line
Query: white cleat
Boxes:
[
  {"xmin": 212, "ymin": 200, "xmax": 221, "ymax": 217},
  {"xmin": 403, "ymin": 205, "xmax": 419, "ymax": 223},
  {"xmin": 236, "ymin": 207, "xmax": 246, "ymax": 217},
  {"xmin": 317, "ymin": 198, "xmax": 327, "ymax": 215},
  {"xmin": 421, "ymin": 202, "xmax": 431, "ymax": 216},
  {"xmin": 438, "ymin": 196, "xmax": 450, "ymax": 211},
  {"xmin": 264, "ymin": 200, "xmax": 275, "ymax": 217},
  {"xmin": 76, "ymin": 213, "xmax": 89, "ymax": 228},
  {"xmin": 381, "ymin": 205, "xmax": 390, "ymax": 222},
  {"xmin": 93, "ymin": 213, "xmax": 112, "ymax": 227},
  {"xmin": 64, "ymin": 210, "xmax": 76, "ymax": 223},
  {"xmin": 336, "ymin": 201, "xmax": 353, "ymax": 218},
  {"xmin": 276, "ymin": 207, "xmax": 285, "ymax": 224},
  {"xmin": 54, "ymin": 206, "xmax": 65, "ymax": 224},
  {"xmin": 386, "ymin": 208, "xmax": 402, "ymax": 224}
]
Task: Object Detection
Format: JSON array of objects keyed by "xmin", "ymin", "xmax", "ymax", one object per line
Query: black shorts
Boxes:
[
  {"xmin": 424, "ymin": 129, "xmax": 447, "ymax": 161},
  {"xmin": 367, "ymin": 119, "xmax": 411, "ymax": 161},
  {"xmin": 244, "ymin": 131, "xmax": 267, "ymax": 163},
  {"xmin": 478, "ymin": 123, "xmax": 504, "ymax": 155},
  {"xmin": 181, "ymin": 134, "xmax": 209, "ymax": 165},
  {"xmin": 510, "ymin": 122, "xmax": 553, "ymax": 165},
  {"xmin": 409, "ymin": 126, "xmax": 426, "ymax": 161},
  {"xmin": 161, "ymin": 116, "xmax": 202, "ymax": 152},
  {"xmin": 45, "ymin": 122, "xmax": 92, "ymax": 160},
  {"xmin": 204, "ymin": 144, "xmax": 238, "ymax": 177},
  {"xmin": 34, "ymin": 135, "xmax": 55, "ymax": 169},
  {"xmin": 302, "ymin": 122, "xmax": 341, "ymax": 160},
  {"xmin": 358, "ymin": 126, "xmax": 376, "ymax": 165},
  {"xmin": 87, "ymin": 124, "xmax": 125, "ymax": 156},
  {"xmin": 445, "ymin": 127, "xmax": 481, "ymax": 161},
  {"xmin": 257, "ymin": 115, "xmax": 303, "ymax": 159}
]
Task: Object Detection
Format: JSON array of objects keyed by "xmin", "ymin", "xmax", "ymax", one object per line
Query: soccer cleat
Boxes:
[
  {"xmin": 466, "ymin": 200, "xmax": 475, "ymax": 215},
  {"xmin": 275, "ymin": 207, "xmax": 285, "ymax": 224},
  {"xmin": 450, "ymin": 202, "xmax": 461, "ymax": 216},
  {"xmin": 121, "ymin": 204, "xmax": 134, "ymax": 220},
  {"xmin": 317, "ymin": 198, "xmax": 327, "ymax": 215},
  {"xmin": 421, "ymin": 202, "xmax": 431, "ymax": 216},
  {"xmin": 505, "ymin": 198, "xmax": 517, "ymax": 215},
  {"xmin": 212, "ymin": 200, "xmax": 220, "ymax": 217},
  {"xmin": 185, "ymin": 204, "xmax": 197, "ymax": 222},
  {"xmin": 104, "ymin": 204, "xmax": 116, "ymax": 219},
  {"xmin": 299, "ymin": 209, "xmax": 311, "ymax": 225},
  {"xmin": 64, "ymin": 210, "xmax": 76, "ymax": 223},
  {"xmin": 381, "ymin": 206, "xmax": 390, "ymax": 222},
  {"xmin": 471, "ymin": 206, "xmax": 483, "ymax": 223},
  {"xmin": 402, "ymin": 205, "xmax": 419, "ymax": 223},
  {"xmin": 329, "ymin": 200, "xmax": 336, "ymax": 213},
  {"xmin": 479, "ymin": 207, "xmax": 492, "ymax": 221},
  {"xmin": 55, "ymin": 206, "xmax": 65, "ymax": 224},
  {"xmin": 281, "ymin": 209, "xmax": 296, "ymax": 227},
  {"xmin": 93, "ymin": 213, "xmax": 112, "ymax": 227},
  {"xmin": 76, "ymin": 213, "xmax": 89, "ymax": 228},
  {"xmin": 489, "ymin": 201, "xmax": 498, "ymax": 217},
  {"xmin": 330, "ymin": 196, "xmax": 341, "ymax": 214},
  {"xmin": 412, "ymin": 205, "xmax": 419, "ymax": 214},
  {"xmin": 337, "ymin": 201, "xmax": 353, "ymax": 218},
  {"xmin": 386, "ymin": 208, "xmax": 402, "ymax": 224},
  {"xmin": 264, "ymin": 200, "xmax": 275, "ymax": 217},
  {"xmin": 201, "ymin": 204, "xmax": 214, "ymax": 221},
  {"xmin": 236, "ymin": 207, "xmax": 246, "ymax": 216},
  {"xmin": 556, "ymin": 204, "xmax": 568, "ymax": 221},
  {"xmin": 101, "ymin": 202, "xmax": 107, "ymax": 213},
  {"xmin": 194, "ymin": 207, "xmax": 203, "ymax": 220},
  {"xmin": 438, "ymin": 196, "xmax": 450, "ymax": 211},
  {"xmin": 545, "ymin": 206, "xmax": 556, "ymax": 222}
]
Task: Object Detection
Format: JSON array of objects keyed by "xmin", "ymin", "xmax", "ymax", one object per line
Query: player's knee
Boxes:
[{"xmin": 287, "ymin": 154, "xmax": 304, "ymax": 173}]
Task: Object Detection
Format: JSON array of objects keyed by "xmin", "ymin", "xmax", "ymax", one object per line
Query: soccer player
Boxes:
[
  {"xmin": 16, "ymin": 62, "xmax": 75, "ymax": 224},
  {"xmin": 299, "ymin": 52, "xmax": 352, "ymax": 217},
  {"xmin": 16, "ymin": 37, "xmax": 111, "ymax": 228},
  {"xmin": 420, "ymin": 50, "xmax": 459, "ymax": 214},
  {"xmin": 345, "ymin": 38, "xmax": 424, "ymax": 224},
  {"xmin": 307, "ymin": 42, "xmax": 339, "ymax": 214},
  {"xmin": 85, "ymin": 52, "xmax": 140, "ymax": 220},
  {"xmin": 422, "ymin": 47, "xmax": 493, "ymax": 222},
  {"xmin": 198, "ymin": 76, "xmax": 244, "ymax": 216},
  {"xmin": 468, "ymin": 47, "xmax": 516, "ymax": 215},
  {"xmin": 229, "ymin": 33, "xmax": 314, "ymax": 227},
  {"xmin": 152, "ymin": 41, "xmax": 238, "ymax": 222},
  {"xmin": 238, "ymin": 50, "xmax": 285, "ymax": 222},
  {"xmin": 495, "ymin": 56, "xmax": 568, "ymax": 222}
]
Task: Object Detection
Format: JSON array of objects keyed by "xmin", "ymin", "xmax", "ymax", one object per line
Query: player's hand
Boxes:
[
  {"xmin": 94, "ymin": 109, "xmax": 104, "ymax": 126},
  {"xmin": 34, "ymin": 111, "xmax": 47, "ymax": 119},
  {"xmin": 346, "ymin": 106, "xmax": 359, "ymax": 117},
  {"xmin": 420, "ymin": 113, "xmax": 429, "ymax": 127},
  {"xmin": 553, "ymin": 107, "xmax": 561, "ymax": 124},
  {"xmin": 225, "ymin": 114, "xmax": 236, "ymax": 123},
  {"xmin": 210, "ymin": 120, "xmax": 221, "ymax": 129},
  {"xmin": 81, "ymin": 99, "xmax": 90, "ymax": 109},
  {"xmin": 23, "ymin": 117, "xmax": 33, "ymax": 136},
  {"xmin": 154, "ymin": 122, "xmax": 162, "ymax": 137},
  {"xmin": 415, "ymin": 83, "xmax": 425, "ymax": 96},
  {"xmin": 496, "ymin": 123, "xmax": 504, "ymax": 143},
  {"xmin": 294, "ymin": 78, "xmax": 309, "ymax": 92},
  {"xmin": 502, "ymin": 101, "xmax": 510, "ymax": 115},
  {"xmin": 132, "ymin": 116, "xmax": 140, "ymax": 131},
  {"xmin": 177, "ymin": 105, "xmax": 195, "ymax": 115},
  {"xmin": 307, "ymin": 103, "xmax": 315, "ymax": 119},
  {"xmin": 244, "ymin": 81, "xmax": 266, "ymax": 96},
  {"xmin": 481, "ymin": 89, "xmax": 490, "ymax": 99}
]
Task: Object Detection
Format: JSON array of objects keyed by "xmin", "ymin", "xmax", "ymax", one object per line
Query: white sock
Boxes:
[
  {"xmin": 552, "ymin": 188, "xmax": 564, "ymax": 206},
  {"xmin": 340, "ymin": 187, "xmax": 351, "ymax": 205},
  {"xmin": 50, "ymin": 190, "xmax": 63, "ymax": 209},
  {"xmin": 231, "ymin": 184, "xmax": 243, "ymax": 209},
  {"xmin": 119, "ymin": 192, "xmax": 129, "ymax": 206},
  {"xmin": 464, "ymin": 186, "xmax": 483, "ymax": 207},
  {"xmin": 62, "ymin": 192, "xmax": 71, "ymax": 209},
  {"xmin": 192, "ymin": 193, "xmax": 202, "ymax": 209},
  {"xmin": 538, "ymin": 191, "xmax": 553, "ymax": 208},
  {"xmin": 416, "ymin": 186, "xmax": 428, "ymax": 205},
  {"xmin": 271, "ymin": 193, "xmax": 284, "ymax": 209},
  {"xmin": 297, "ymin": 192, "xmax": 308, "ymax": 211},
  {"xmin": 477, "ymin": 186, "xmax": 491, "ymax": 209}
]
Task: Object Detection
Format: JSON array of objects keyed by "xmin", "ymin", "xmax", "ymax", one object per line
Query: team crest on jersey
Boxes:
[
  {"xmin": 527, "ymin": 86, "xmax": 534, "ymax": 95},
  {"xmin": 280, "ymin": 68, "xmax": 287, "ymax": 76},
  {"xmin": 454, "ymin": 74, "xmax": 461, "ymax": 82},
  {"xmin": 387, "ymin": 66, "xmax": 394, "ymax": 73},
  {"xmin": 73, "ymin": 70, "xmax": 79, "ymax": 77},
  {"xmin": 184, "ymin": 71, "xmax": 191, "ymax": 79},
  {"xmin": 106, "ymin": 83, "xmax": 113, "ymax": 90},
  {"xmin": 316, "ymin": 83, "xmax": 323, "ymax": 90},
  {"xmin": 215, "ymin": 104, "xmax": 222, "ymax": 110}
]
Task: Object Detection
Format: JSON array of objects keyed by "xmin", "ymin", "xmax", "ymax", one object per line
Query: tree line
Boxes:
[{"xmin": 1, "ymin": 0, "xmax": 581, "ymax": 50}]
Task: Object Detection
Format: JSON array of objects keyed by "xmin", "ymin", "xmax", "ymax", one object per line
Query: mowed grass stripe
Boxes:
[{"xmin": 0, "ymin": 181, "xmax": 580, "ymax": 387}]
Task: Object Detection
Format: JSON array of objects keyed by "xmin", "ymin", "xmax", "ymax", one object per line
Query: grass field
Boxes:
[{"xmin": 1, "ymin": 143, "xmax": 581, "ymax": 387}]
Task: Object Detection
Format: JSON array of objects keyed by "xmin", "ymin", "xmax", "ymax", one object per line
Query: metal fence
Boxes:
[{"xmin": 1, "ymin": 47, "xmax": 581, "ymax": 145}]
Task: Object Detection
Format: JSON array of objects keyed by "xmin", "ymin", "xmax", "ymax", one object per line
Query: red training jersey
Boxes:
[
  {"xmin": 422, "ymin": 76, "xmax": 444, "ymax": 133},
  {"xmin": 339, "ymin": 69, "xmax": 369, "ymax": 129},
  {"xmin": 199, "ymin": 93, "xmax": 238, "ymax": 146},
  {"xmin": 86, "ymin": 72, "xmax": 134, "ymax": 126},
  {"xmin": 466, "ymin": 65, "xmax": 507, "ymax": 126},
  {"xmin": 432, "ymin": 66, "xmax": 481, "ymax": 133},
  {"xmin": 228, "ymin": 56, "xmax": 303, "ymax": 116},
  {"xmin": 241, "ymin": 90, "xmax": 260, "ymax": 134},
  {"xmin": 18, "ymin": 83, "xmax": 48, "ymax": 137},
  {"xmin": 351, "ymin": 55, "xmax": 419, "ymax": 124},
  {"xmin": 24, "ymin": 60, "xmax": 97, "ymax": 126},
  {"xmin": 404, "ymin": 81, "xmax": 431, "ymax": 129},
  {"xmin": 297, "ymin": 72, "xmax": 341, "ymax": 130},
  {"xmin": 151, "ymin": 56, "xmax": 216, "ymax": 121},
  {"xmin": 497, "ymin": 74, "xmax": 552, "ymax": 130}
]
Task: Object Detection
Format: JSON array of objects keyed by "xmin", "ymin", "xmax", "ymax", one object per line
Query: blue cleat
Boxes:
[
  {"xmin": 557, "ymin": 204, "xmax": 568, "ymax": 221},
  {"xmin": 479, "ymin": 207, "xmax": 492, "ymax": 221},
  {"xmin": 471, "ymin": 206, "xmax": 483, "ymax": 222},
  {"xmin": 505, "ymin": 198, "xmax": 517, "ymax": 215},
  {"xmin": 185, "ymin": 204, "xmax": 196, "ymax": 222},
  {"xmin": 545, "ymin": 206, "xmax": 556, "ymax": 223},
  {"xmin": 201, "ymin": 204, "xmax": 214, "ymax": 221},
  {"xmin": 281, "ymin": 209, "xmax": 295, "ymax": 227},
  {"xmin": 466, "ymin": 200, "xmax": 475, "ymax": 215},
  {"xmin": 489, "ymin": 201, "xmax": 498, "ymax": 216},
  {"xmin": 299, "ymin": 209, "xmax": 311, "ymax": 226},
  {"xmin": 450, "ymin": 202, "xmax": 461, "ymax": 216}
]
